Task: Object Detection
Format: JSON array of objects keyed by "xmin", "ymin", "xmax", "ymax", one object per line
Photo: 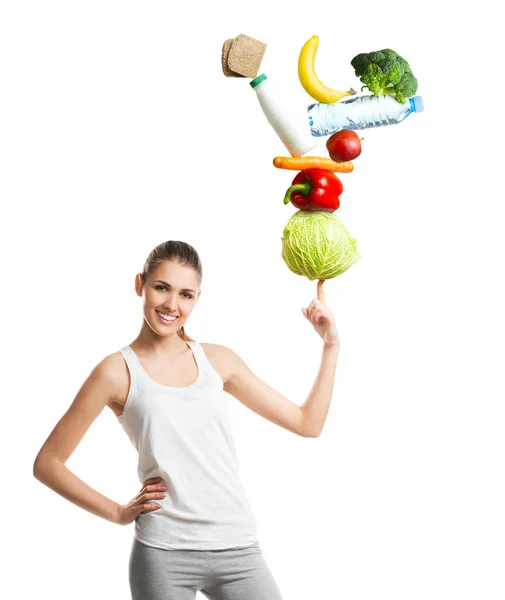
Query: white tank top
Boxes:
[{"xmin": 116, "ymin": 341, "xmax": 259, "ymax": 550}]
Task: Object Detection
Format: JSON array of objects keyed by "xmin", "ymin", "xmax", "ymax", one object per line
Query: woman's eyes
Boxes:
[{"xmin": 155, "ymin": 285, "xmax": 193, "ymax": 299}]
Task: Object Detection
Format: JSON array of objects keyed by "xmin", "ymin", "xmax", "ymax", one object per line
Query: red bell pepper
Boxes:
[{"xmin": 283, "ymin": 169, "xmax": 343, "ymax": 212}]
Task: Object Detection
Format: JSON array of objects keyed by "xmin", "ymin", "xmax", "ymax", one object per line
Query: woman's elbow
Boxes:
[{"xmin": 33, "ymin": 452, "xmax": 58, "ymax": 481}]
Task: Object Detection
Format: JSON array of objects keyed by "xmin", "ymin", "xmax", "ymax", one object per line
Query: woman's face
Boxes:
[{"xmin": 136, "ymin": 261, "xmax": 200, "ymax": 336}]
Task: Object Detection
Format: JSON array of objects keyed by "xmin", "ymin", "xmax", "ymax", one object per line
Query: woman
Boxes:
[{"xmin": 33, "ymin": 240, "xmax": 340, "ymax": 599}]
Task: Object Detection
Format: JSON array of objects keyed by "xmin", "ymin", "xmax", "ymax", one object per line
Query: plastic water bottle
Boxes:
[
  {"xmin": 250, "ymin": 73, "xmax": 316, "ymax": 156},
  {"xmin": 307, "ymin": 94, "xmax": 424, "ymax": 137}
]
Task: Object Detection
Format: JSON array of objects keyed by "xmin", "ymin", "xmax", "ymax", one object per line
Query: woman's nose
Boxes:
[{"xmin": 163, "ymin": 296, "xmax": 178, "ymax": 311}]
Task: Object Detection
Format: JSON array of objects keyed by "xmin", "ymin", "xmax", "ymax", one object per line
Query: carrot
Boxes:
[{"xmin": 273, "ymin": 156, "xmax": 354, "ymax": 173}]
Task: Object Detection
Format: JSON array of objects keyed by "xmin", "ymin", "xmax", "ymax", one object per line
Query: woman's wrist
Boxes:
[
  {"xmin": 110, "ymin": 502, "xmax": 123, "ymax": 524},
  {"xmin": 323, "ymin": 341, "xmax": 340, "ymax": 353}
]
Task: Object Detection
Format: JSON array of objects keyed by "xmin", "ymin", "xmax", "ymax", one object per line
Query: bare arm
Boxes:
[
  {"xmin": 222, "ymin": 347, "xmax": 310, "ymax": 437},
  {"xmin": 300, "ymin": 342, "xmax": 339, "ymax": 437},
  {"xmin": 218, "ymin": 280, "xmax": 340, "ymax": 438},
  {"xmin": 299, "ymin": 280, "xmax": 340, "ymax": 437},
  {"xmin": 32, "ymin": 354, "xmax": 125, "ymax": 524},
  {"xmin": 219, "ymin": 341, "xmax": 338, "ymax": 439}
]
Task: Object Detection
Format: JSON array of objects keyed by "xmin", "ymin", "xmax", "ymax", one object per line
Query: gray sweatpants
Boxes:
[{"xmin": 129, "ymin": 537, "xmax": 284, "ymax": 600}]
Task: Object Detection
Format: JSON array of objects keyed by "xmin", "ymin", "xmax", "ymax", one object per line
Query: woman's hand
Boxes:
[
  {"xmin": 301, "ymin": 280, "xmax": 340, "ymax": 349},
  {"xmin": 115, "ymin": 477, "xmax": 167, "ymax": 526}
]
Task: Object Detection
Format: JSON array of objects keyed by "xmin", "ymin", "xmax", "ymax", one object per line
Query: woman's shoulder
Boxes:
[
  {"xmin": 97, "ymin": 349, "xmax": 130, "ymax": 377},
  {"xmin": 91, "ymin": 350, "xmax": 131, "ymax": 409},
  {"xmin": 199, "ymin": 343, "xmax": 238, "ymax": 386},
  {"xmin": 86, "ymin": 350, "xmax": 130, "ymax": 397},
  {"xmin": 199, "ymin": 342, "xmax": 227, "ymax": 354},
  {"xmin": 199, "ymin": 342, "xmax": 240, "ymax": 362}
]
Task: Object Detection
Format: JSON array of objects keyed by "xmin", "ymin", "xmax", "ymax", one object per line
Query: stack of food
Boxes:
[{"xmin": 222, "ymin": 34, "xmax": 420, "ymax": 287}]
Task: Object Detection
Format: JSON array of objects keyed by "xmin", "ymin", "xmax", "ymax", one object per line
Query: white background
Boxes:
[{"xmin": 1, "ymin": 1, "xmax": 504, "ymax": 599}]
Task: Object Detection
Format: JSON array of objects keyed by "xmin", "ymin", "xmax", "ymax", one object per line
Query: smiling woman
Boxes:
[
  {"xmin": 135, "ymin": 240, "xmax": 203, "ymax": 344},
  {"xmin": 32, "ymin": 239, "xmax": 339, "ymax": 600}
]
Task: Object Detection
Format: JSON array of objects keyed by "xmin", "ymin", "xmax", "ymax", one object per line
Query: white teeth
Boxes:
[{"xmin": 158, "ymin": 312, "xmax": 177, "ymax": 321}]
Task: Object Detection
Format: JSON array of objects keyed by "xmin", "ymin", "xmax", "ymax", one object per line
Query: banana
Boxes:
[{"xmin": 298, "ymin": 35, "xmax": 356, "ymax": 103}]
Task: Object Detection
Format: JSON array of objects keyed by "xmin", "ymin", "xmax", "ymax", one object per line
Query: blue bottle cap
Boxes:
[{"xmin": 409, "ymin": 96, "xmax": 424, "ymax": 113}]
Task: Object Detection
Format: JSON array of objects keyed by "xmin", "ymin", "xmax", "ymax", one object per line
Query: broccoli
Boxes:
[{"xmin": 350, "ymin": 49, "xmax": 418, "ymax": 104}]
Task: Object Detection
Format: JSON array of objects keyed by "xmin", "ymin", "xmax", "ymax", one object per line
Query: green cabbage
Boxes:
[{"xmin": 281, "ymin": 210, "xmax": 361, "ymax": 280}]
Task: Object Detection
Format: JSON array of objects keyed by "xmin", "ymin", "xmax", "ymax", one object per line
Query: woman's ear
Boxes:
[{"xmin": 134, "ymin": 273, "xmax": 143, "ymax": 297}]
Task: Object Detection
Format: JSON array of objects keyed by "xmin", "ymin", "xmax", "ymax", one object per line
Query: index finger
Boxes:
[{"xmin": 317, "ymin": 280, "xmax": 326, "ymax": 303}]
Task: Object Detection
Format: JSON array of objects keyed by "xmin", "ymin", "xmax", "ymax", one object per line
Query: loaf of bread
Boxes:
[{"xmin": 221, "ymin": 34, "xmax": 267, "ymax": 78}]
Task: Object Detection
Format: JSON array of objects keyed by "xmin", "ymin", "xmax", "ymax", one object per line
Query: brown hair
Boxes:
[{"xmin": 139, "ymin": 241, "xmax": 202, "ymax": 343}]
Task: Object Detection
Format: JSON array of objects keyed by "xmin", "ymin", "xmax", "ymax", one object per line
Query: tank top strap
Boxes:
[
  {"xmin": 186, "ymin": 341, "xmax": 224, "ymax": 387},
  {"xmin": 118, "ymin": 345, "xmax": 142, "ymax": 388}
]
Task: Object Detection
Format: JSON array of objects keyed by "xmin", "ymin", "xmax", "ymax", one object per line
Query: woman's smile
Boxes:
[{"xmin": 156, "ymin": 310, "xmax": 179, "ymax": 325}]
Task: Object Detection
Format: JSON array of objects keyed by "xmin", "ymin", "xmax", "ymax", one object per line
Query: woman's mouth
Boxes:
[{"xmin": 156, "ymin": 311, "xmax": 179, "ymax": 325}]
